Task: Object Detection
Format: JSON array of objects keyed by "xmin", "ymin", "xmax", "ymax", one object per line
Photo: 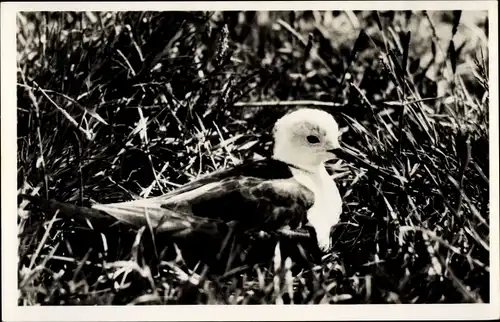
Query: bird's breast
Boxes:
[
  {"xmin": 290, "ymin": 167, "xmax": 342, "ymax": 226},
  {"xmin": 309, "ymin": 177, "xmax": 342, "ymax": 224},
  {"xmin": 289, "ymin": 166, "xmax": 342, "ymax": 251}
]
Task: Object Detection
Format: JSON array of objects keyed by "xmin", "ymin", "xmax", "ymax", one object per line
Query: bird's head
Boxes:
[{"xmin": 272, "ymin": 108, "xmax": 342, "ymax": 171}]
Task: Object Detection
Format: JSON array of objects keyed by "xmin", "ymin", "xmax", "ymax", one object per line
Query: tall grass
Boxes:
[{"xmin": 17, "ymin": 10, "xmax": 490, "ymax": 304}]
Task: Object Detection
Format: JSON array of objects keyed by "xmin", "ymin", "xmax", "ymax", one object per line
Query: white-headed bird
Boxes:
[{"xmin": 20, "ymin": 108, "xmax": 344, "ymax": 265}]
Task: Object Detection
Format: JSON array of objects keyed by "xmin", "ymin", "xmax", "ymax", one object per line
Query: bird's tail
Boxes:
[
  {"xmin": 18, "ymin": 194, "xmax": 222, "ymax": 236},
  {"xmin": 19, "ymin": 194, "xmax": 114, "ymax": 223}
]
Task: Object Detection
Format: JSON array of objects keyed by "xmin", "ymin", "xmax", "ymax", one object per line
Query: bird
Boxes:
[{"xmin": 19, "ymin": 108, "xmax": 344, "ymax": 269}]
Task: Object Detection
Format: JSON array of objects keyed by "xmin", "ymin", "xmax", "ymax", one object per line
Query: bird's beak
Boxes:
[
  {"xmin": 328, "ymin": 145, "xmax": 359, "ymax": 164},
  {"xmin": 327, "ymin": 147, "xmax": 342, "ymax": 154},
  {"xmin": 327, "ymin": 141, "xmax": 343, "ymax": 153},
  {"xmin": 326, "ymin": 146, "xmax": 342, "ymax": 160}
]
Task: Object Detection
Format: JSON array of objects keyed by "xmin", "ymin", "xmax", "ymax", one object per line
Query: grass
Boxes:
[{"xmin": 16, "ymin": 10, "xmax": 490, "ymax": 305}]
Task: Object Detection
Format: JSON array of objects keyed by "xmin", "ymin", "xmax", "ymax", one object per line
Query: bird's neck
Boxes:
[
  {"xmin": 286, "ymin": 160, "xmax": 334, "ymax": 199},
  {"xmin": 273, "ymin": 144, "xmax": 327, "ymax": 174},
  {"xmin": 273, "ymin": 154, "xmax": 326, "ymax": 176}
]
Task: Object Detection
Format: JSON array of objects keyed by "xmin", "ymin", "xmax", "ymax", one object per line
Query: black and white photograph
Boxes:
[{"xmin": 1, "ymin": 1, "xmax": 499, "ymax": 321}]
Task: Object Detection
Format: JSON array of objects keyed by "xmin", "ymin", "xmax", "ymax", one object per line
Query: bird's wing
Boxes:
[{"xmin": 92, "ymin": 158, "xmax": 315, "ymax": 234}]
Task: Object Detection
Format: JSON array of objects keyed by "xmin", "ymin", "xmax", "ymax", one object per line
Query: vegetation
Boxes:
[{"xmin": 17, "ymin": 10, "xmax": 490, "ymax": 305}]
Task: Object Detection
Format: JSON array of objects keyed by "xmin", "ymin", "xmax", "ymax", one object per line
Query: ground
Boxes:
[{"xmin": 17, "ymin": 10, "xmax": 490, "ymax": 304}]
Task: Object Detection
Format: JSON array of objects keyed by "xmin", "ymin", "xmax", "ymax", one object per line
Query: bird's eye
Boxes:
[{"xmin": 306, "ymin": 135, "xmax": 320, "ymax": 144}]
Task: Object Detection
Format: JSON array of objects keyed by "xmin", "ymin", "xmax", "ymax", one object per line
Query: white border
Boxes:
[{"xmin": 2, "ymin": 1, "xmax": 499, "ymax": 321}]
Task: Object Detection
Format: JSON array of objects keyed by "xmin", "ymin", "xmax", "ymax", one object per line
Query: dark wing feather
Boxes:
[
  {"xmin": 145, "ymin": 158, "xmax": 296, "ymax": 200},
  {"xmin": 161, "ymin": 176, "xmax": 314, "ymax": 230},
  {"xmin": 92, "ymin": 158, "xmax": 314, "ymax": 233},
  {"xmin": 21, "ymin": 159, "xmax": 313, "ymax": 235}
]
